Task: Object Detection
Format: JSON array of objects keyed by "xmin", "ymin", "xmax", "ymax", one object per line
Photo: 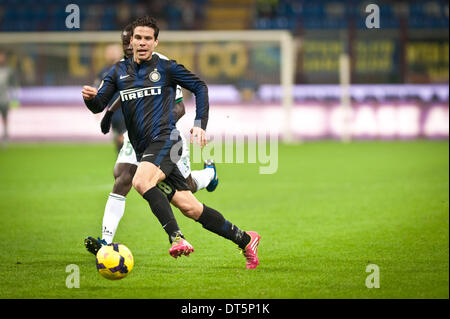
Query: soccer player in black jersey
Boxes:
[
  {"xmin": 82, "ymin": 16, "xmax": 260, "ymax": 269},
  {"xmin": 84, "ymin": 23, "xmax": 218, "ymax": 251}
]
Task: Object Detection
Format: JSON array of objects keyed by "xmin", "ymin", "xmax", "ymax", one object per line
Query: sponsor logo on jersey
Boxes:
[
  {"xmin": 120, "ymin": 86, "xmax": 162, "ymax": 101},
  {"xmin": 149, "ymin": 69, "xmax": 161, "ymax": 82}
]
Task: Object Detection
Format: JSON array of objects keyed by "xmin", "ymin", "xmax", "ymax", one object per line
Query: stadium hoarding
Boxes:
[
  {"xmin": 3, "ymin": 102, "xmax": 448, "ymax": 142},
  {"xmin": 15, "ymin": 84, "xmax": 450, "ymax": 105},
  {"xmin": 7, "ymin": 83, "xmax": 448, "ymax": 141}
]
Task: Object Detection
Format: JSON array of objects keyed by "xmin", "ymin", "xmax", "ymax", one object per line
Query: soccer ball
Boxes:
[{"xmin": 96, "ymin": 243, "xmax": 134, "ymax": 280}]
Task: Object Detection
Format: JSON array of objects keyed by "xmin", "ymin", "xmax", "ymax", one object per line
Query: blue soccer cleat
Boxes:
[
  {"xmin": 84, "ymin": 236, "xmax": 107, "ymax": 256},
  {"xmin": 204, "ymin": 159, "xmax": 219, "ymax": 192}
]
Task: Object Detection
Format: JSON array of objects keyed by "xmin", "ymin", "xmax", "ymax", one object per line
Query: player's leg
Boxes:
[
  {"xmin": 171, "ymin": 190, "xmax": 249, "ymax": 246},
  {"xmin": 132, "ymin": 139, "xmax": 193, "ymax": 257},
  {"xmin": 189, "ymin": 160, "xmax": 218, "ymax": 193},
  {"xmin": 133, "ymin": 160, "xmax": 193, "ymax": 258},
  {"xmin": 185, "ymin": 175, "xmax": 198, "ymax": 193},
  {"xmin": 101, "ymin": 132, "xmax": 139, "ymax": 244},
  {"xmin": 176, "ymin": 132, "xmax": 217, "ymax": 193},
  {"xmin": 86, "ymin": 163, "xmax": 135, "ymax": 253},
  {"xmin": 0, "ymin": 104, "xmax": 8, "ymax": 142},
  {"xmin": 112, "ymin": 162, "xmax": 136, "ymax": 196},
  {"xmin": 102, "ymin": 131, "xmax": 138, "ymax": 239},
  {"xmin": 85, "ymin": 133, "xmax": 138, "ymax": 254},
  {"xmin": 171, "ymin": 190, "xmax": 260, "ymax": 269},
  {"xmin": 101, "ymin": 162, "xmax": 137, "ymax": 244},
  {"xmin": 132, "ymin": 160, "xmax": 172, "ymax": 222},
  {"xmin": 132, "ymin": 161, "xmax": 178, "ymax": 239}
]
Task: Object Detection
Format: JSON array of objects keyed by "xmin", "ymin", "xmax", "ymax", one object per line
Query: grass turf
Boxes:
[{"xmin": 0, "ymin": 141, "xmax": 448, "ymax": 299}]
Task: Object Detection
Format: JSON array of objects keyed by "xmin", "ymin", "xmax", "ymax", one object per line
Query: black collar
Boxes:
[{"xmin": 132, "ymin": 54, "xmax": 159, "ymax": 69}]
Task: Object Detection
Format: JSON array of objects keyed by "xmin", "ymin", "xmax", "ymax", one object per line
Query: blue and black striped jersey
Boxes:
[{"xmin": 85, "ymin": 54, "xmax": 209, "ymax": 157}]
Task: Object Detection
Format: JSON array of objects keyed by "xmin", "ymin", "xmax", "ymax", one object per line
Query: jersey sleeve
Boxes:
[
  {"xmin": 168, "ymin": 61, "xmax": 209, "ymax": 130},
  {"xmin": 84, "ymin": 64, "xmax": 118, "ymax": 114}
]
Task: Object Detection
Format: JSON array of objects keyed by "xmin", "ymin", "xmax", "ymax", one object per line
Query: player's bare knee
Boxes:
[
  {"xmin": 132, "ymin": 175, "xmax": 155, "ymax": 195},
  {"xmin": 133, "ymin": 163, "xmax": 163, "ymax": 194},
  {"xmin": 131, "ymin": 176, "xmax": 141, "ymax": 193}
]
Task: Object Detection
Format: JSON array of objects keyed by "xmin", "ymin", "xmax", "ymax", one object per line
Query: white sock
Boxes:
[
  {"xmin": 190, "ymin": 167, "xmax": 215, "ymax": 192},
  {"xmin": 102, "ymin": 193, "xmax": 126, "ymax": 244}
]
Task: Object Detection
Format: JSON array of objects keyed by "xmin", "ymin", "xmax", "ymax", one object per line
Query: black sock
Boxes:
[
  {"xmin": 142, "ymin": 186, "xmax": 183, "ymax": 243},
  {"xmin": 197, "ymin": 204, "xmax": 251, "ymax": 249}
]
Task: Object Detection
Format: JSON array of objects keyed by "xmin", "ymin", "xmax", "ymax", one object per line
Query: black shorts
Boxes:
[
  {"xmin": 138, "ymin": 137, "xmax": 190, "ymax": 200},
  {"xmin": 157, "ymin": 169, "xmax": 188, "ymax": 202}
]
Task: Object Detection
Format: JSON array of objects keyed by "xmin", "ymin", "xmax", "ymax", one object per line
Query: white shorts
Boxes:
[
  {"xmin": 176, "ymin": 132, "xmax": 191, "ymax": 179},
  {"xmin": 116, "ymin": 131, "xmax": 191, "ymax": 179},
  {"xmin": 116, "ymin": 131, "xmax": 139, "ymax": 166}
]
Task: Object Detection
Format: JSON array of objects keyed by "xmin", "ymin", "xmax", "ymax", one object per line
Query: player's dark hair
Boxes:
[
  {"xmin": 123, "ymin": 23, "xmax": 132, "ymax": 35},
  {"xmin": 131, "ymin": 16, "xmax": 159, "ymax": 39},
  {"xmin": 121, "ymin": 23, "xmax": 133, "ymax": 45},
  {"xmin": 120, "ymin": 23, "xmax": 133, "ymax": 44}
]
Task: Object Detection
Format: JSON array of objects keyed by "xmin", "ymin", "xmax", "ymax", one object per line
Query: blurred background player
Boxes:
[
  {"xmin": 94, "ymin": 43, "xmax": 126, "ymax": 152},
  {"xmin": 85, "ymin": 23, "xmax": 219, "ymax": 252},
  {"xmin": 0, "ymin": 49, "xmax": 17, "ymax": 146}
]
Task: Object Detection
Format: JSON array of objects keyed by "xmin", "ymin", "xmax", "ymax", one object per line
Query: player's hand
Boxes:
[
  {"xmin": 190, "ymin": 127, "xmax": 207, "ymax": 147},
  {"xmin": 82, "ymin": 86, "xmax": 98, "ymax": 100},
  {"xmin": 100, "ymin": 110, "xmax": 114, "ymax": 134}
]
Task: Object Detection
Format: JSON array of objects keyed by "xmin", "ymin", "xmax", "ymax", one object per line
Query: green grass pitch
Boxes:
[{"xmin": 0, "ymin": 141, "xmax": 448, "ymax": 299}]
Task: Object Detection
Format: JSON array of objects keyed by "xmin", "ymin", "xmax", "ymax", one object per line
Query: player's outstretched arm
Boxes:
[
  {"xmin": 169, "ymin": 62, "xmax": 209, "ymax": 133},
  {"xmin": 83, "ymin": 65, "xmax": 118, "ymax": 114}
]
